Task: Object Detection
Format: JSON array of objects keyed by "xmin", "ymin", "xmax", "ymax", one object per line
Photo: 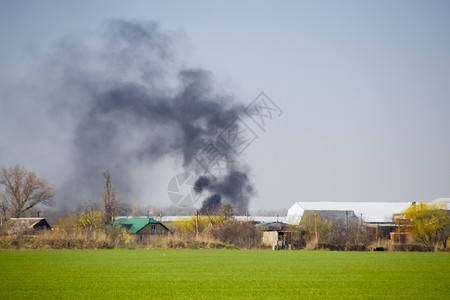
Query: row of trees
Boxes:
[
  {"xmin": 287, "ymin": 212, "xmax": 374, "ymax": 250},
  {"xmin": 292, "ymin": 202, "xmax": 449, "ymax": 250},
  {"xmin": 169, "ymin": 208, "xmax": 262, "ymax": 249}
]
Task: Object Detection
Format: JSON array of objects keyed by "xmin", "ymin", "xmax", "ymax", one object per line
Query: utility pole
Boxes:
[
  {"xmin": 195, "ymin": 210, "xmax": 199, "ymax": 236},
  {"xmin": 314, "ymin": 213, "xmax": 318, "ymax": 243},
  {"xmin": 345, "ymin": 211, "xmax": 349, "ymax": 232}
]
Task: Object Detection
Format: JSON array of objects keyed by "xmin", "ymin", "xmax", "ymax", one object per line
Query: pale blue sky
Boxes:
[{"xmin": 1, "ymin": 1, "xmax": 449, "ymax": 211}]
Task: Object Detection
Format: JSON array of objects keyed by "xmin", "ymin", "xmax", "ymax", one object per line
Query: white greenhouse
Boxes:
[{"xmin": 286, "ymin": 201, "xmax": 414, "ymax": 225}]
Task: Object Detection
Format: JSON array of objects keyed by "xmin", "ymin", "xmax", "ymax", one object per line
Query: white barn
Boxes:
[
  {"xmin": 286, "ymin": 202, "xmax": 414, "ymax": 225},
  {"xmin": 430, "ymin": 198, "xmax": 450, "ymax": 210}
]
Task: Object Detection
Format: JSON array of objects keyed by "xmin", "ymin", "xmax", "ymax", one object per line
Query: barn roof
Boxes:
[
  {"xmin": 430, "ymin": 198, "xmax": 450, "ymax": 210},
  {"xmin": 113, "ymin": 217, "xmax": 167, "ymax": 234}
]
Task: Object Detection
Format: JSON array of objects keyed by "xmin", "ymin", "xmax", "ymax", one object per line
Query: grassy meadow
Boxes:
[{"xmin": 0, "ymin": 250, "xmax": 449, "ymax": 299}]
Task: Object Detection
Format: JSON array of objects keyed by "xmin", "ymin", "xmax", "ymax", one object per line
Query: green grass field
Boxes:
[{"xmin": 0, "ymin": 250, "xmax": 448, "ymax": 299}]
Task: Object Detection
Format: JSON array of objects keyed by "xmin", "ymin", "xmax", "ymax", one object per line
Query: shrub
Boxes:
[
  {"xmin": 402, "ymin": 202, "xmax": 449, "ymax": 247},
  {"xmin": 391, "ymin": 244, "xmax": 435, "ymax": 252},
  {"xmin": 207, "ymin": 220, "xmax": 261, "ymax": 249},
  {"xmin": 171, "ymin": 215, "xmax": 220, "ymax": 236},
  {"xmin": 144, "ymin": 234, "xmax": 236, "ymax": 249}
]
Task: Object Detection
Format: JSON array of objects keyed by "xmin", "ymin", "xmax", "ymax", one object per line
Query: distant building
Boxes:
[
  {"xmin": 303, "ymin": 210, "xmax": 359, "ymax": 224},
  {"xmin": 430, "ymin": 198, "xmax": 450, "ymax": 210},
  {"xmin": 159, "ymin": 216, "xmax": 288, "ymax": 224},
  {"xmin": 113, "ymin": 217, "xmax": 170, "ymax": 239},
  {"xmin": 287, "ymin": 202, "xmax": 413, "ymax": 225},
  {"xmin": 287, "ymin": 202, "xmax": 415, "ymax": 241},
  {"xmin": 258, "ymin": 221, "xmax": 292, "ymax": 249},
  {"xmin": 0, "ymin": 218, "xmax": 51, "ymax": 236},
  {"xmin": 234, "ymin": 216, "xmax": 287, "ymax": 223}
]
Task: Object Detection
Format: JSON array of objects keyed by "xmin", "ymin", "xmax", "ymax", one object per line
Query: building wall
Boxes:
[
  {"xmin": 286, "ymin": 203, "xmax": 303, "ymax": 225},
  {"xmin": 262, "ymin": 231, "xmax": 278, "ymax": 247},
  {"xmin": 137, "ymin": 223, "xmax": 169, "ymax": 235}
]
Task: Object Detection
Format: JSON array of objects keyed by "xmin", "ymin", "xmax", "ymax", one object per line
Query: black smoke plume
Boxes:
[
  {"xmin": 39, "ymin": 19, "xmax": 255, "ymax": 212},
  {"xmin": 199, "ymin": 194, "xmax": 222, "ymax": 215},
  {"xmin": 196, "ymin": 170, "xmax": 254, "ymax": 215}
]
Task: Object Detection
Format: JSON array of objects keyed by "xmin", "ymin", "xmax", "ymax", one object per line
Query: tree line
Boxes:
[{"xmin": 0, "ymin": 165, "xmax": 448, "ymax": 250}]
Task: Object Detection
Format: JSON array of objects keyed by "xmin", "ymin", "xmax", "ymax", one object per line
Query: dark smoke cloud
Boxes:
[
  {"xmin": 33, "ymin": 19, "xmax": 255, "ymax": 213},
  {"xmin": 199, "ymin": 194, "xmax": 221, "ymax": 215},
  {"xmin": 196, "ymin": 170, "xmax": 254, "ymax": 215}
]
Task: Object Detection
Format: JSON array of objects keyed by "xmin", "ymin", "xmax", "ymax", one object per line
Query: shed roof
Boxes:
[
  {"xmin": 113, "ymin": 218, "xmax": 166, "ymax": 234},
  {"xmin": 1, "ymin": 218, "xmax": 51, "ymax": 235},
  {"xmin": 257, "ymin": 222, "xmax": 291, "ymax": 231}
]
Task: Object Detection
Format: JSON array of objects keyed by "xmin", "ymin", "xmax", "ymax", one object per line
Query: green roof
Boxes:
[{"xmin": 113, "ymin": 218, "xmax": 162, "ymax": 234}]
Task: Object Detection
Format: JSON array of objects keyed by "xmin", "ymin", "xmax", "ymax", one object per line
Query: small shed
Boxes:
[
  {"xmin": 258, "ymin": 222, "xmax": 292, "ymax": 249},
  {"xmin": 113, "ymin": 217, "xmax": 169, "ymax": 237},
  {"xmin": 1, "ymin": 218, "xmax": 52, "ymax": 236}
]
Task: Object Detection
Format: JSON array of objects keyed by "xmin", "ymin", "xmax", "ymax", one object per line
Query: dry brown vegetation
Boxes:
[
  {"xmin": 1, "ymin": 206, "xmax": 448, "ymax": 251},
  {"xmin": 0, "ymin": 213, "xmax": 265, "ymax": 250}
]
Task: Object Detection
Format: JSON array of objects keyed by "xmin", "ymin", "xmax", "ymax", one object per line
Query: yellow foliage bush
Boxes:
[
  {"xmin": 171, "ymin": 214, "xmax": 225, "ymax": 235},
  {"xmin": 402, "ymin": 202, "xmax": 449, "ymax": 247},
  {"xmin": 77, "ymin": 211, "xmax": 102, "ymax": 230}
]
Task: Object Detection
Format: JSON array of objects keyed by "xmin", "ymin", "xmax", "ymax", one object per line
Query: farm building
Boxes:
[
  {"xmin": 286, "ymin": 202, "xmax": 415, "ymax": 240},
  {"xmin": 257, "ymin": 221, "xmax": 292, "ymax": 249},
  {"xmin": 113, "ymin": 217, "xmax": 170, "ymax": 238},
  {"xmin": 0, "ymin": 218, "xmax": 52, "ymax": 236},
  {"xmin": 431, "ymin": 198, "xmax": 450, "ymax": 210},
  {"xmin": 286, "ymin": 202, "xmax": 413, "ymax": 226}
]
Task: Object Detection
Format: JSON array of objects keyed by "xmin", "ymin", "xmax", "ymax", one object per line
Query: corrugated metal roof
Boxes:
[
  {"xmin": 2, "ymin": 218, "xmax": 51, "ymax": 235},
  {"xmin": 257, "ymin": 222, "xmax": 291, "ymax": 231},
  {"xmin": 113, "ymin": 218, "xmax": 161, "ymax": 234},
  {"xmin": 148, "ymin": 216, "xmax": 287, "ymax": 223},
  {"xmin": 234, "ymin": 216, "xmax": 287, "ymax": 223}
]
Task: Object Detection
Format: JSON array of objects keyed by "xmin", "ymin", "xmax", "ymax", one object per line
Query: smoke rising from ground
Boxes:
[
  {"xmin": 2, "ymin": 19, "xmax": 254, "ymax": 213},
  {"xmin": 197, "ymin": 171, "xmax": 254, "ymax": 215}
]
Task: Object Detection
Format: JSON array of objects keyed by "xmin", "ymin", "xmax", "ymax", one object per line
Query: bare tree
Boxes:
[
  {"xmin": 101, "ymin": 170, "xmax": 117, "ymax": 225},
  {"xmin": 221, "ymin": 204, "xmax": 234, "ymax": 220},
  {"xmin": 0, "ymin": 165, "xmax": 55, "ymax": 219}
]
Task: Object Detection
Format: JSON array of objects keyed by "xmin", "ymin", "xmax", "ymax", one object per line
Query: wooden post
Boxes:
[
  {"xmin": 195, "ymin": 210, "xmax": 199, "ymax": 236},
  {"xmin": 345, "ymin": 211, "xmax": 349, "ymax": 235},
  {"xmin": 314, "ymin": 213, "xmax": 318, "ymax": 242}
]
